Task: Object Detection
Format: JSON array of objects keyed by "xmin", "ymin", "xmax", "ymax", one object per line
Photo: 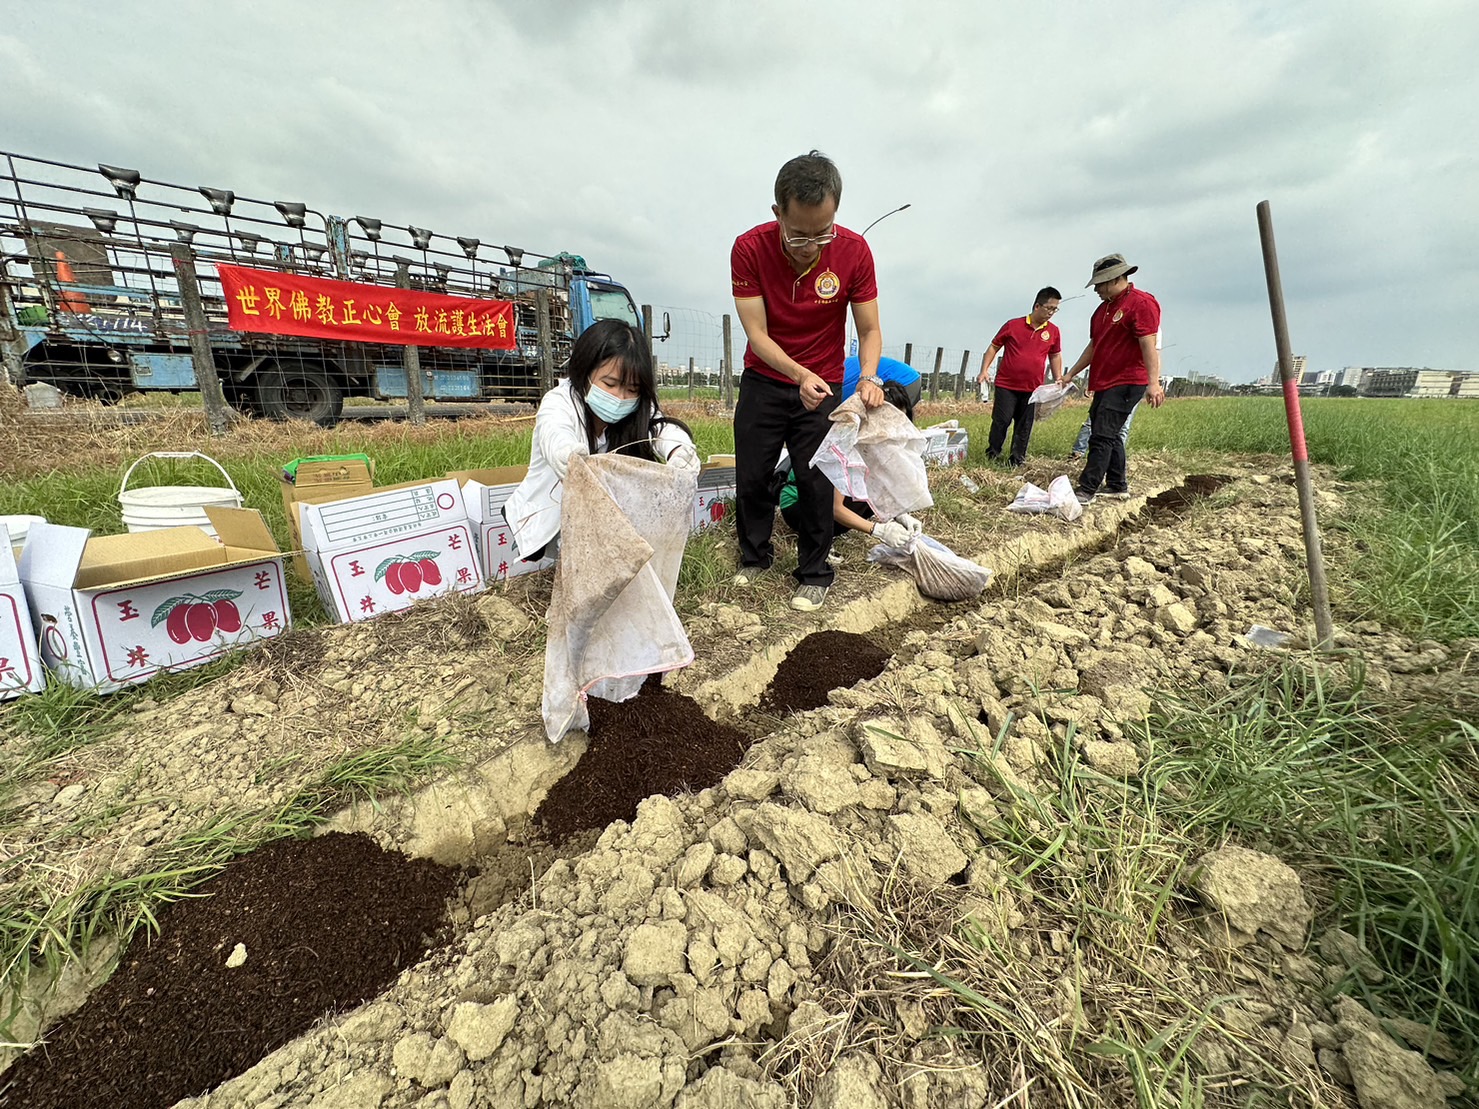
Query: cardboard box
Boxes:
[
  {"xmin": 281, "ymin": 457, "xmax": 377, "ymax": 582},
  {"xmin": 694, "ymin": 455, "xmax": 737, "ymax": 532},
  {"xmin": 18, "ymin": 508, "xmax": 291, "ymax": 693},
  {"xmin": 921, "ymin": 424, "xmax": 969, "ymax": 466},
  {"xmin": 0, "ymin": 524, "xmax": 45, "ymax": 699},
  {"xmin": 298, "ymin": 479, "xmax": 485, "ymax": 623},
  {"xmin": 449, "ymin": 467, "xmax": 557, "ymax": 582}
]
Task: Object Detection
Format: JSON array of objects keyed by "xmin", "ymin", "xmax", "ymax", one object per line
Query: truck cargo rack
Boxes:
[{"xmin": 0, "ymin": 150, "xmax": 595, "ymax": 417}]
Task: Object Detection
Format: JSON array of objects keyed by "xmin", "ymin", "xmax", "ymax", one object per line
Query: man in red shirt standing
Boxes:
[
  {"xmin": 977, "ymin": 287, "xmax": 1063, "ymax": 467},
  {"xmin": 731, "ymin": 150, "xmax": 885, "ymax": 611},
  {"xmin": 1061, "ymin": 253, "xmax": 1165, "ymax": 502}
]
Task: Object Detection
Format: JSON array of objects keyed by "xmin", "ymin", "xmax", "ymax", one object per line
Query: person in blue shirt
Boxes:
[{"xmin": 842, "ymin": 355, "xmax": 921, "ymax": 406}]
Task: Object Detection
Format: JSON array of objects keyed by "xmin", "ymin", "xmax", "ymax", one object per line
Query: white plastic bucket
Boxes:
[
  {"xmin": 118, "ymin": 452, "xmax": 243, "ymax": 537},
  {"xmin": 2, "ymin": 514, "xmax": 46, "ymax": 549}
]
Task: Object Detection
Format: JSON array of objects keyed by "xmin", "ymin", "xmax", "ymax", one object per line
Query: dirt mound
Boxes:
[
  {"xmin": 0, "ymin": 833, "xmax": 458, "ymax": 1109},
  {"xmin": 535, "ymin": 681, "xmax": 751, "ymax": 844},
  {"xmin": 1145, "ymin": 471, "xmax": 1232, "ymax": 515},
  {"xmin": 759, "ymin": 630, "xmax": 890, "ymax": 715}
]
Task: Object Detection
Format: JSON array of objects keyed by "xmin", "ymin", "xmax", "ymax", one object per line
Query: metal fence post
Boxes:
[
  {"xmin": 930, "ymin": 347, "xmax": 943, "ymax": 401},
  {"xmin": 394, "ymin": 262, "xmax": 426, "ymax": 425},
  {"xmin": 1257, "ymin": 200, "xmax": 1334, "ymax": 648},
  {"xmin": 169, "ymin": 243, "xmax": 233, "ymax": 436},
  {"xmin": 722, "ymin": 312, "xmax": 735, "ymax": 410},
  {"xmin": 903, "ymin": 342, "xmax": 913, "ymax": 368},
  {"xmin": 642, "ymin": 304, "xmax": 654, "ymax": 351},
  {"xmin": 536, "ymin": 288, "xmax": 555, "ymax": 396},
  {"xmin": 688, "ymin": 356, "xmax": 696, "ymax": 400},
  {"xmin": 955, "ymin": 350, "xmax": 970, "ymax": 400}
]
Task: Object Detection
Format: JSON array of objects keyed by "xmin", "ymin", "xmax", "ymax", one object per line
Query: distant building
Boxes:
[
  {"xmin": 1278, "ymin": 355, "xmax": 1309, "ymax": 380},
  {"xmin": 1360, "ymin": 367, "xmax": 1478, "ymax": 398}
]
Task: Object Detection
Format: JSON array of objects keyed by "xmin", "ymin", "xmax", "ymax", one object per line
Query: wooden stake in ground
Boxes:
[
  {"xmin": 169, "ymin": 243, "xmax": 234, "ymax": 436},
  {"xmin": 722, "ymin": 312, "xmax": 734, "ymax": 410},
  {"xmin": 394, "ymin": 262, "xmax": 426, "ymax": 426},
  {"xmin": 1256, "ymin": 200, "xmax": 1334, "ymax": 648}
]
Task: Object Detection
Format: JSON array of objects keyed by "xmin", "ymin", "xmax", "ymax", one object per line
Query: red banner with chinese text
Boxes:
[{"xmin": 216, "ymin": 264, "xmax": 517, "ymax": 350}]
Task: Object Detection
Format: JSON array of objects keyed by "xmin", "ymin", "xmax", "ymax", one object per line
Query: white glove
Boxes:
[
  {"xmin": 895, "ymin": 512, "xmax": 924, "ymax": 535},
  {"xmin": 549, "ymin": 442, "xmax": 589, "ymax": 481},
  {"xmin": 872, "ymin": 520, "xmax": 911, "ymax": 548}
]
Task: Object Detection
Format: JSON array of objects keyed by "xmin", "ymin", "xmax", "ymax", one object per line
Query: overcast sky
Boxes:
[{"xmin": 4, "ymin": 0, "xmax": 1476, "ymax": 382}]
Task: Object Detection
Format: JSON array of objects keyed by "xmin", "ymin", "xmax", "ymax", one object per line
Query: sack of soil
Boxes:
[
  {"xmin": 868, "ymin": 534, "xmax": 993, "ymax": 602},
  {"xmin": 1006, "ymin": 475, "xmax": 1083, "ymax": 521},
  {"xmin": 1028, "ymin": 380, "xmax": 1077, "ymax": 420},
  {"xmin": 811, "ymin": 394, "xmax": 933, "ymax": 521},
  {"xmin": 542, "ymin": 453, "xmax": 698, "ymax": 742}
]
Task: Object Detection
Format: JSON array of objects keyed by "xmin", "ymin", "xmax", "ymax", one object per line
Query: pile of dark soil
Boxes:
[
  {"xmin": 0, "ymin": 833, "xmax": 458, "ymax": 1109},
  {"xmin": 535, "ymin": 681, "xmax": 751, "ymax": 843},
  {"xmin": 759, "ymin": 630, "xmax": 891, "ymax": 715},
  {"xmin": 1146, "ymin": 473, "xmax": 1232, "ymax": 516}
]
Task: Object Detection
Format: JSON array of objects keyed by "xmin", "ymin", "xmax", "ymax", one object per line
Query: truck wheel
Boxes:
[{"xmin": 255, "ymin": 361, "xmax": 344, "ymax": 425}]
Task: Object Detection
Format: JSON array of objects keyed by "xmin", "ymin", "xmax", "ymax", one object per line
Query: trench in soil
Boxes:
[
  {"xmin": 0, "ymin": 631, "xmax": 894, "ymax": 1109},
  {"xmin": 4, "ymin": 473, "xmax": 1237, "ymax": 1106},
  {"xmin": 0, "ymin": 833, "xmax": 460, "ymax": 1109}
]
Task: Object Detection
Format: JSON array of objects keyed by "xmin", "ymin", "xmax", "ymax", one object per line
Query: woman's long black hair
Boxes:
[{"xmin": 566, "ymin": 319, "xmax": 691, "ymax": 462}]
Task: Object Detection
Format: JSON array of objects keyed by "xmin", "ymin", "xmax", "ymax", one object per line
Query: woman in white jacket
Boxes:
[{"xmin": 504, "ymin": 319, "xmax": 699, "ymax": 561}]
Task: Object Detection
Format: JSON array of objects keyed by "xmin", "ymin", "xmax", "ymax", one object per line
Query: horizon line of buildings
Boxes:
[{"xmin": 1254, "ymin": 358, "xmax": 1478, "ymax": 399}]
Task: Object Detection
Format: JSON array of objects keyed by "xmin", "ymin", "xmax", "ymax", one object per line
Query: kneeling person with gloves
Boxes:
[{"xmin": 774, "ymin": 379, "xmax": 923, "ymax": 555}]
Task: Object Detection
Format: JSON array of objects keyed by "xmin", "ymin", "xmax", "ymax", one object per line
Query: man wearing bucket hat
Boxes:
[{"xmin": 1060, "ymin": 253, "xmax": 1163, "ymax": 502}]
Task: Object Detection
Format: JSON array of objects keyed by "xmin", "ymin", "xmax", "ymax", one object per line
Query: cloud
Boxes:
[{"xmin": 3, "ymin": 0, "xmax": 1476, "ymax": 381}]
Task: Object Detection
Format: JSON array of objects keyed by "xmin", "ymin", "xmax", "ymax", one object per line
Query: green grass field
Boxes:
[{"xmin": 7, "ymin": 395, "xmax": 1470, "ymax": 638}]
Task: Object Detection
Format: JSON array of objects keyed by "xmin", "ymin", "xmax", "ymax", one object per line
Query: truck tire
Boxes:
[{"xmin": 255, "ymin": 361, "xmax": 344, "ymax": 425}]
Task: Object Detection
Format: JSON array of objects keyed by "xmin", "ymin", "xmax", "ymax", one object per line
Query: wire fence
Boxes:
[
  {"xmin": 648, "ymin": 305, "xmax": 732, "ymax": 401},
  {"xmin": 642, "ymin": 307, "xmax": 994, "ymax": 409}
]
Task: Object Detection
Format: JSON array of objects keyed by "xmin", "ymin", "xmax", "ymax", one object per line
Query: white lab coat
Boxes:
[{"xmin": 504, "ymin": 380, "xmax": 699, "ymax": 559}]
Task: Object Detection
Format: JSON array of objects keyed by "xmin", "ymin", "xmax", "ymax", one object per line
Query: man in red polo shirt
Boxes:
[
  {"xmin": 730, "ymin": 150, "xmax": 885, "ymax": 612},
  {"xmin": 977, "ymin": 286, "xmax": 1063, "ymax": 467},
  {"xmin": 1061, "ymin": 253, "xmax": 1164, "ymax": 502}
]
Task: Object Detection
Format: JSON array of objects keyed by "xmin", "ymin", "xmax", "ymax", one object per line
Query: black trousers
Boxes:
[
  {"xmin": 1077, "ymin": 383, "xmax": 1146, "ymax": 495},
  {"xmin": 987, "ymin": 386, "xmax": 1036, "ymax": 464},
  {"xmin": 734, "ymin": 369, "xmax": 840, "ymax": 586}
]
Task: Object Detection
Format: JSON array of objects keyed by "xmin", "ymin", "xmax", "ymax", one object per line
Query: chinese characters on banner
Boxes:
[{"xmin": 216, "ymin": 264, "xmax": 517, "ymax": 350}]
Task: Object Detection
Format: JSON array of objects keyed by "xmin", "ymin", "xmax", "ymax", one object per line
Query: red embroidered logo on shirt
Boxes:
[
  {"xmin": 1112, "ymin": 310, "xmax": 1124, "ymax": 323},
  {"xmin": 1039, "ymin": 330, "xmax": 1050, "ymax": 341},
  {"xmin": 814, "ymin": 271, "xmax": 840, "ymax": 300}
]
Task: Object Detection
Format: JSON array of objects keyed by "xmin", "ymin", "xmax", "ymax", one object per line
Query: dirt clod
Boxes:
[{"xmin": 0, "ymin": 833, "xmax": 458, "ymax": 1109}]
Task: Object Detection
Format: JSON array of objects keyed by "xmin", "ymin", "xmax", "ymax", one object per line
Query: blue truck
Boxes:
[{"xmin": 0, "ymin": 150, "xmax": 644, "ymax": 422}]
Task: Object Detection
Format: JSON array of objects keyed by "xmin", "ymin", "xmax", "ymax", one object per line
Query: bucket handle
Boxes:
[{"xmin": 119, "ymin": 451, "xmax": 240, "ymax": 498}]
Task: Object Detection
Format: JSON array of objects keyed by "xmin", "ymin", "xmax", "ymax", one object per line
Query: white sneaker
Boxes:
[{"xmin": 790, "ymin": 584, "xmax": 828, "ymax": 611}]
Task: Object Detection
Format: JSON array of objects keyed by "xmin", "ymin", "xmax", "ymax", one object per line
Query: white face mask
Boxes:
[{"xmin": 586, "ymin": 383, "xmax": 639, "ymax": 423}]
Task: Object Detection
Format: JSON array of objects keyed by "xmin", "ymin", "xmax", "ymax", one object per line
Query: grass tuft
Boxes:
[{"xmin": 1146, "ymin": 660, "xmax": 1479, "ymax": 1077}]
